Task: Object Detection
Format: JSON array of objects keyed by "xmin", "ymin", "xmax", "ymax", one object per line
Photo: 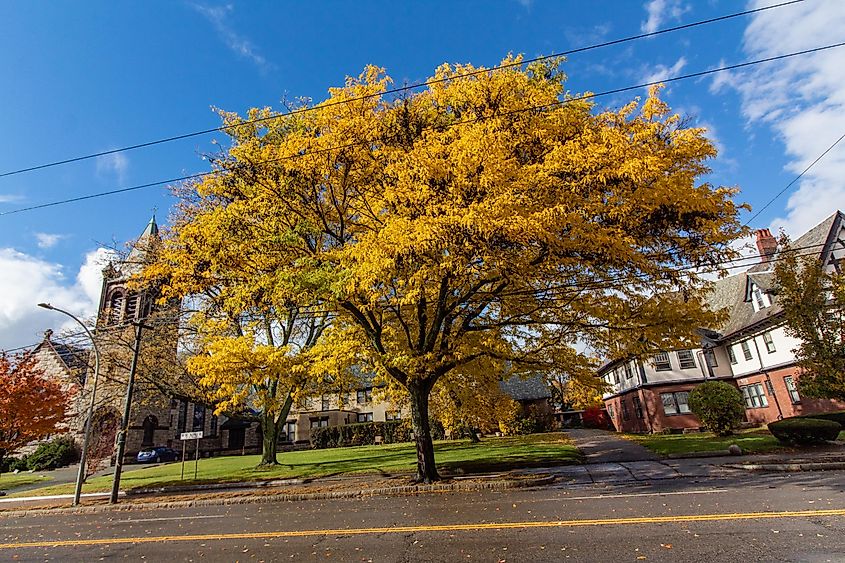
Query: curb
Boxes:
[
  {"xmin": 126, "ymin": 478, "xmax": 304, "ymax": 496},
  {"xmin": 0, "ymin": 475, "xmax": 556, "ymax": 519},
  {"xmin": 727, "ymin": 461, "xmax": 845, "ymax": 472},
  {"xmin": 666, "ymin": 450, "xmax": 736, "ymax": 460}
]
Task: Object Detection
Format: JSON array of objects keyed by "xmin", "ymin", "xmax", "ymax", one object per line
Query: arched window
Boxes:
[
  {"xmin": 142, "ymin": 415, "xmax": 158, "ymax": 447},
  {"xmin": 107, "ymin": 291, "xmax": 124, "ymax": 325}
]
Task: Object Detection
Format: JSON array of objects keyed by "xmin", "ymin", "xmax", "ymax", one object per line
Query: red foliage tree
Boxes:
[
  {"xmin": 0, "ymin": 352, "xmax": 68, "ymax": 467},
  {"xmin": 582, "ymin": 405, "xmax": 612, "ymax": 430}
]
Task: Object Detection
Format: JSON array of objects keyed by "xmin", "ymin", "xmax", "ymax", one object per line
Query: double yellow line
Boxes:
[{"xmin": 3, "ymin": 508, "xmax": 844, "ymax": 550}]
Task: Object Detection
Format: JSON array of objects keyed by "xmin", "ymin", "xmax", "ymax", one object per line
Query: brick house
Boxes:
[{"xmin": 601, "ymin": 210, "xmax": 845, "ymax": 433}]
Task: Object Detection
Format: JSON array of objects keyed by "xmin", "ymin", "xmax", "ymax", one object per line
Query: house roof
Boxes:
[
  {"xmin": 705, "ymin": 210, "xmax": 844, "ymax": 340},
  {"xmin": 31, "ymin": 332, "xmax": 90, "ymax": 385},
  {"xmin": 499, "ymin": 374, "xmax": 551, "ymax": 401}
]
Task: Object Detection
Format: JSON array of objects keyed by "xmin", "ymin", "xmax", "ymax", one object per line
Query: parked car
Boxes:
[{"xmin": 136, "ymin": 446, "xmax": 179, "ymax": 463}]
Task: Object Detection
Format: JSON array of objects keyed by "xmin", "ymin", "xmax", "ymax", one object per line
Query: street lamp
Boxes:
[{"xmin": 37, "ymin": 302, "xmax": 101, "ymax": 506}]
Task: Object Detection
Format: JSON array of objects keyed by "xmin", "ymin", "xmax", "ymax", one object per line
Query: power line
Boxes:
[
  {"xmin": 2, "ymin": 243, "xmax": 825, "ymax": 352},
  {"xmin": 0, "ymin": 0, "xmax": 805, "ymax": 180},
  {"xmin": 3, "ymin": 40, "xmax": 844, "ymax": 218},
  {"xmin": 745, "ymin": 130, "xmax": 845, "ymax": 227}
]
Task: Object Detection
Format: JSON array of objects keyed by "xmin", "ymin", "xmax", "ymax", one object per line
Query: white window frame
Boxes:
[
  {"xmin": 653, "ymin": 352, "xmax": 672, "ymax": 371},
  {"xmin": 660, "ymin": 391, "xmax": 691, "ymax": 416},
  {"xmin": 356, "ymin": 388, "xmax": 373, "ymax": 404},
  {"xmin": 623, "ymin": 362, "xmax": 634, "ymax": 379},
  {"xmin": 762, "ymin": 331, "xmax": 776, "ymax": 353},
  {"xmin": 727, "ymin": 345, "xmax": 737, "ymax": 364},
  {"xmin": 356, "ymin": 412, "xmax": 374, "ymax": 423},
  {"xmin": 784, "ymin": 376, "xmax": 801, "ymax": 404},
  {"xmin": 740, "ymin": 383, "xmax": 769, "ymax": 408},
  {"xmin": 677, "ymin": 350, "xmax": 696, "ymax": 370},
  {"xmin": 740, "ymin": 341, "xmax": 753, "ymax": 361},
  {"xmin": 704, "ymin": 350, "xmax": 718, "ymax": 368}
]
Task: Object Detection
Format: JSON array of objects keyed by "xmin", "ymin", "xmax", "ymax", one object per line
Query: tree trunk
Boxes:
[
  {"xmin": 259, "ymin": 412, "xmax": 280, "ymax": 466},
  {"xmin": 468, "ymin": 428, "xmax": 481, "ymax": 443},
  {"xmin": 258, "ymin": 392, "xmax": 294, "ymax": 467},
  {"xmin": 408, "ymin": 382, "xmax": 440, "ymax": 483}
]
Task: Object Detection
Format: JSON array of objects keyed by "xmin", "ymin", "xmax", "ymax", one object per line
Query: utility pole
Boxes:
[{"xmin": 109, "ymin": 321, "xmax": 151, "ymax": 504}]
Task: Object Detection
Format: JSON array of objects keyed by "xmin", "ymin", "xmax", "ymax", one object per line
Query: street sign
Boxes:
[
  {"xmin": 180, "ymin": 431, "xmax": 203, "ymax": 480},
  {"xmin": 180, "ymin": 431, "xmax": 203, "ymax": 440}
]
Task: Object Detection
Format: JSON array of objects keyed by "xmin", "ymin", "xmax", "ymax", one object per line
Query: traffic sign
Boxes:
[{"xmin": 180, "ymin": 431, "xmax": 203, "ymax": 440}]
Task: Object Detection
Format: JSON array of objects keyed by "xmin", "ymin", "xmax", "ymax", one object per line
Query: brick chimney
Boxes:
[{"xmin": 755, "ymin": 228, "xmax": 777, "ymax": 263}]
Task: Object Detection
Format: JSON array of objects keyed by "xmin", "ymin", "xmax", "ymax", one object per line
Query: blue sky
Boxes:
[{"xmin": 1, "ymin": 0, "xmax": 843, "ymax": 349}]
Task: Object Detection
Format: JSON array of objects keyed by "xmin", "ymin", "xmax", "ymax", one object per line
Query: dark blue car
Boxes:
[{"xmin": 136, "ymin": 446, "xmax": 179, "ymax": 463}]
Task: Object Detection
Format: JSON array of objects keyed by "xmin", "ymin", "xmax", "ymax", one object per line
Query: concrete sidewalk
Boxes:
[{"xmin": 566, "ymin": 428, "xmax": 659, "ymax": 463}]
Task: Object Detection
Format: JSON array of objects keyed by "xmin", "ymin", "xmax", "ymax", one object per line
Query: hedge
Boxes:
[
  {"xmin": 768, "ymin": 417, "xmax": 842, "ymax": 445},
  {"xmin": 798, "ymin": 410, "xmax": 845, "ymax": 427},
  {"xmin": 310, "ymin": 419, "xmax": 445, "ymax": 449}
]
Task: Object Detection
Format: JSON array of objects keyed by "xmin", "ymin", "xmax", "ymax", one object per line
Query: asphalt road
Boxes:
[{"xmin": 2, "ymin": 471, "xmax": 844, "ymax": 562}]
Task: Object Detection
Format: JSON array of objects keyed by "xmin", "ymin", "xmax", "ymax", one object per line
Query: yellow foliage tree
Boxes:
[{"xmin": 155, "ymin": 56, "xmax": 745, "ymax": 482}]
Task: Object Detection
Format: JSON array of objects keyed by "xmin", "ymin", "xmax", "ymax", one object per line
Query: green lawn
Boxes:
[
  {"xmin": 0, "ymin": 472, "xmax": 51, "ymax": 492},
  {"xmin": 623, "ymin": 428, "xmax": 788, "ymax": 456},
  {"xmin": 14, "ymin": 433, "xmax": 579, "ymax": 498}
]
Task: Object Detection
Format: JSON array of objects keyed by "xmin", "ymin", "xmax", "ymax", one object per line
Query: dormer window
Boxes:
[{"xmin": 751, "ymin": 283, "xmax": 770, "ymax": 312}]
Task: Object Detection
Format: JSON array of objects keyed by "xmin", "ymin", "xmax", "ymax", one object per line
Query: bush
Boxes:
[
  {"xmin": 768, "ymin": 417, "xmax": 842, "ymax": 445},
  {"xmin": 310, "ymin": 419, "xmax": 445, "ymax": 449},
  {"xmin": 26, "ymin": 436, "xmax": 79, "ymax": 471},
  {"xmin": 798, "ymin": 411, "xmax": 845, "ymax": 427},
  {"xmin": 0, "ymin": 456, "xmax": 29, "ymax": 473},
  {"xmin": 688, "ymin": 381, "xmax": 745, "ymax": 436},
  {"xmin": 582, "ymin": 406, "xmax": 611, "ymax": 430}
]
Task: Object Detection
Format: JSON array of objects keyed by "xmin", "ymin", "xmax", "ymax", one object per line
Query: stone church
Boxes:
[{"xmin": 33, "ymin": 216, "xmax": 261, "ymax": 464}]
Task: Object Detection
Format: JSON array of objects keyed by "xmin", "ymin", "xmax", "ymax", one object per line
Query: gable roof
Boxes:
[
  {"xmin": 499, "ymin": 373, "xmax": 551, "ymax": 401},
  {"xmin": 706, "ymin": 210, "xmax": 843, "ymax": 340},
  {"xmin": 32, "ymin": 333, "xmax": 90, "ymax": 385}
]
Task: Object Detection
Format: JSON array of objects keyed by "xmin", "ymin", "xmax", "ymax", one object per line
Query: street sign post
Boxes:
[{"xmin": 179, "ymin": 431, "xmax": 203, "ymax": 480}]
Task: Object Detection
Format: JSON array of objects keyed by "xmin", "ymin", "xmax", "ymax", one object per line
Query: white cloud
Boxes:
[
  {"xmin": 35, "ymin": 232, "xmax": 67, "ymax": 249},
  {"xmin": 95, "ymin": 152, "xmax": 129, "ymax": 184},
  {"xmin": 641, "ymin": 0, "xmax": 689, "ymax": 34},
  {"xmin": 0, "ymin": 247, "xmax": 115, "ymax": 351},
  {"xmin": 0, "ymin": 194, "xmax": 24, "ymax": 204},
  {"xmin": 728, "ymin": 0, "xmax": 845, "ymax": 236},
  {"xmin": 190, "ymin": 3, "xmax": 274, "ymax": 72},
  {"xmin": 643, "ymin": 56, "xmax": 687, "ymax": 85}
]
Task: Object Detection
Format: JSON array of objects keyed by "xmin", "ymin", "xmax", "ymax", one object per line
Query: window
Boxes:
[
  {"xmin": 740, "ymin": 383, "xmax": 769, "ymax": 408},
  {"xmin": 607, "ymin": 404, "xmax": 615, "ymax": 419},
  {"xmin": 728, "ymin": 345, "xmax": 737, "ymax": 364},
  {"xmin": 621, "ymin": 400, "xmax": 630, "ymax": 421},
  {"xmin": 613, "ymin": 369, "xmax": 620, "ymax": 384},
  {"xmin": 740, "ymin": 341, "xmax": 753, "ymax": 361},
  {"xmin": 107, "ymin": 292, "xmax": 124, "ymax": 325},
  {"xmin": 677, "ymin": 350, "xmax": 696, "ymax": 370},
  {"xmin": 623, "ymin": 362, "xmax": 634, "ymax": 379},
  {"xmin": 356, "ymin": 412, "xmax": 374, "ymax": 423},
  {"xmin": 356, "ymin": 388, "xmax": 373, "ymax": 404},
  {"xmin": 661, "ymin": 392, "xmax": 691, "ymax": 416},
  {"xmin": 386, "ymin": 411, "xmax": 401, "ymax": 421},
  {"xmin": 321, "ymin": 395, "xmax": 330, "ymax": 411},
  {"xmin": 752, "ymin": 285, "xmax": 768, "ymax": 310},
  {"xmin": 309, "ymin": 417, "xmax": 329, "ymax": 429},
  {"xmin": 762, "ymin": 332, "xmax": 776, "ymax": 353},
  {"xmin": 192, "ymin": 404, "xmax": 205, "ymax": 432},
  {"xmin": 704, "ymin": 350, "xmax": 718, "ymax": 368},
  {"xmin": 283, "ymin": 420, "xmax": 296, "ymax": 441},
  {"xmin": 653, "ymin": 352, "xmax": 672, "ymax": 371},
  {"xmin": 209, "ymin": 415, "xmax": 218, "ymax": 437},
  {"xmin": 633, "ymin": 396, "xmax": 643, "ymax": 419},
  {"xmin": 125, "ymin": 295, "xmax": 139, "ymax": 321},
  {"xmin": 177, "ymin": 400, "xmax": 188, "ymax": 433},
  {"xmin": 784, "ymin": 376, "xmax": 801, "ymax": 404}
]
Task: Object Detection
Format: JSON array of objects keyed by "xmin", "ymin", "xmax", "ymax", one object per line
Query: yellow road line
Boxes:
[{"xmin": 2, "ymin": 508, "xmax": 844, "ymax": 550}]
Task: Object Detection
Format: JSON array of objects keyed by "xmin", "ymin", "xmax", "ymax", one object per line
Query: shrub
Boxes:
[
  {"xmin": 310, "ymin": 419, "xmax": 444, "ymax": 449},
  {"xmin": 798, "ymin": 411, "xmax": 845, "ymax": 427},
  {"xmin": 26, "ymin": 436, "xmax": 78, "ymax": 471},
  {"xmin": 582, "ymin": 406, "xmax": 611, "ymax": 429},
  {"xmin": 0, "ymin": 456, "xmax": 28, "ymax": 473},
  {"xmin": 687, "ymin": 381, "xmax": 745, "ymax": 437},
  {"xmin": 768, "ymin": 417, "xmax": 842, "ymax": 445}
]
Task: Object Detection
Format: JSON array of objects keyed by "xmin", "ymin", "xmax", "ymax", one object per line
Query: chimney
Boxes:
[
  {"xmin": 44, "ymin": 328, "xmax": 54, "ymax": 341},
  {"xmin": 755, "ymin": 228, "xmax": 777, "ymax": 263}
]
